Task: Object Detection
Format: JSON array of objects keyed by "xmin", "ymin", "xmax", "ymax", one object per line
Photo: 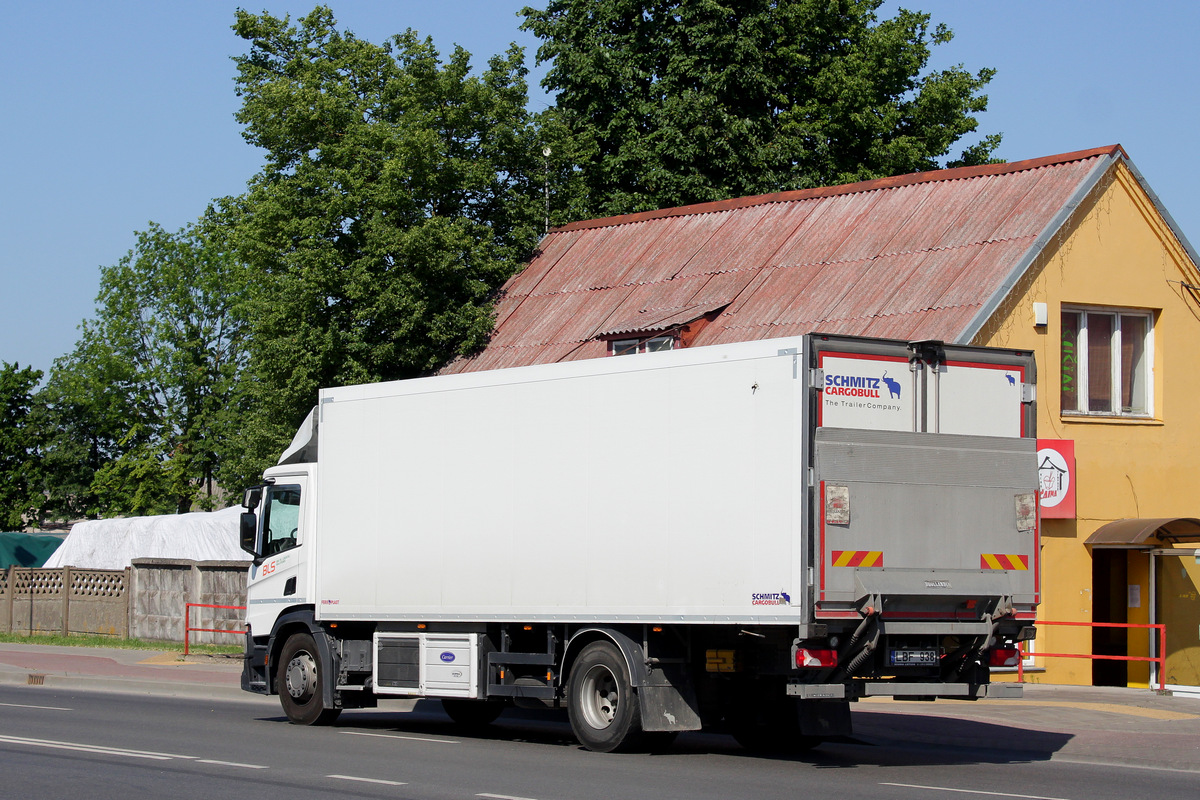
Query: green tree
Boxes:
[
  {"xmin": 0, "ymin": 363, "xmax": 45, "ymax": 528},
  {"xmin": 45, "ymin": 219, "xmax": 249, "ymax": 516},
  {"xmin": 522, "ymin": 0, "xmax": 1001, "ymax": 216},
  {"xmin": 227, "ymin": 7, "xmax": 543, "ymax": 480}
]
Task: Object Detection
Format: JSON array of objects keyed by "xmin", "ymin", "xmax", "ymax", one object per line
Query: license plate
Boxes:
[{"xmin": 890, "ymin": 649, "xmax": 938, "ymax": 666}]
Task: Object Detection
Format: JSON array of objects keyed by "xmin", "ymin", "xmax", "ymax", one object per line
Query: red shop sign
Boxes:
[{"xmin": 1037, "ymin": 439, "xmax": 1075, "ymax": 519}]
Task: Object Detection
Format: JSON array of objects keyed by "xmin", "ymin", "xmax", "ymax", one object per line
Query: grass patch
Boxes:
[{"xmin": 0, "ymin": 632, "xmax": 241, "ymax": 655}]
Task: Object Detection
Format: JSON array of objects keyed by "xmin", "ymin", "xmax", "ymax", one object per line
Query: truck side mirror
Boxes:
[
  {"xmin": 243, "ymin": 486, "xmax": 262, "ymax": 510},
  {"xmin": 240, "ymin": 512, "xmax": 261, "ymax": 559}
]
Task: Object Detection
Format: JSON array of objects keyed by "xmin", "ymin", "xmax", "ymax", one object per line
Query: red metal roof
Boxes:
[{"xmin": 445, "ymin": 146, "xmax": 1126, "ymax": 373}]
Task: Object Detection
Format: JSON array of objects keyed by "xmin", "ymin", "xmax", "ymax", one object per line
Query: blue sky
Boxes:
[{"xmin": 3, "ymin": 1, "xmax": 1198, "ymax": 377}]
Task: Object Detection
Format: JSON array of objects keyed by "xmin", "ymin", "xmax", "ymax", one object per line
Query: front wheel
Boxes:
[
  {"xmin": 277, "ymin": 632, "xmax": 341, "ymax": 726},
  {"xmin": 568, "ymin": 641, "xmax": 643, "ymax": 752}
]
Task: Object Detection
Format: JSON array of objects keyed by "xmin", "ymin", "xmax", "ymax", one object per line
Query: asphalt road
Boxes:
[{"xmin": 1, "ymin": 685, "xmax": 1195, "ymax": 800}]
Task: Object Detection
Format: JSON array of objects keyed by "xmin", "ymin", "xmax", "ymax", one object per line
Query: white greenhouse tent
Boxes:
[{"xmin": 43, "ymin": 505, "xmax": 250, "ymax": 570}]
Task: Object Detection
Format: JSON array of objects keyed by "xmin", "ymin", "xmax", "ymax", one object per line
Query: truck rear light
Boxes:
[
  {"xmin": 988, "ymin": 648, "xmax": 1021, "ymax": 667},
  {"xmin": 795, "ymin": 648, "xmax": 838, "ymax": 668}
]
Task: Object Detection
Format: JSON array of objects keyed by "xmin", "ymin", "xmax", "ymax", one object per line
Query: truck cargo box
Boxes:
[{"xmin": 307, "ymin": 335, "xmax": 1036, "ymax": 624}]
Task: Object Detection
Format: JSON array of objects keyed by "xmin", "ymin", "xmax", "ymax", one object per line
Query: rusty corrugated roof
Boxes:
[{"xmin": 445, "ymin": 146, "xmax": 1129, "ymax": 374}]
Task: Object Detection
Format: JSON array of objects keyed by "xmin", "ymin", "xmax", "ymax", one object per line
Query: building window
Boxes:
[
  {"xmin": 610, "ymin": 335, "xmax": 675, "ymax": 356},
  {"xmin": 1060, "ymin": 307, "xmax": 1153, "ymax": 416}
]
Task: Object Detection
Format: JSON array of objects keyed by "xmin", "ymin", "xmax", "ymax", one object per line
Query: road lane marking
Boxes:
[
  {"xmin": 0, "ymin": 734, "xmax": 198, "ymax": 761},
  {"xmin": 0, "ymin": 701, "xmax": 71, "ymax": 711},
  {"xmin": 341, "ymin": 730, "xmax": 460, "ymax": 744},
  {"xmin": 0, "ymin": 734, "xmax": 277, "ymax": 773},
  {"xmin": 478, "ymin": 794, "xmax": 541, "ymax": 800},
  {"xmin": 328, "ymin": 775, "xmax": 407, "ymax": 786},
  {"xmin": 881, "ymin": 783, "xmax": 1071, "ymax": 800}
]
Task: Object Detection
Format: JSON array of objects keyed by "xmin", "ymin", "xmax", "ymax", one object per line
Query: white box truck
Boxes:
[{"xmin": 238, "ymin": 334, "xmax": 1039, "ymax": 752}]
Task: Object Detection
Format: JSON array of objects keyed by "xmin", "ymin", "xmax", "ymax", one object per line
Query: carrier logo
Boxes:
[
  {"xmin": 439, "ymin": 652, "xmax": 456, "ymax": 663},
  {"xmin": 752, "ymin": 591, "xmax": 791, "ymax": 606},
  {"xmin": 824, "ymin": 371, "xmax": 901, "ymax": 399}
]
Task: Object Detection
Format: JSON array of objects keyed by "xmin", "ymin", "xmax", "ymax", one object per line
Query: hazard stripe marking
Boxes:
[
  {"xmin": 981, "ymin": 554, "xmax": 1029, "ymax": 570},
  {"xmin": 831, "ymin": 550, "xmax": 883, "ymax": 568}
]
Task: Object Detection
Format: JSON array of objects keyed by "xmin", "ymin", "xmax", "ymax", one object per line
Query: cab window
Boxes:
[{"xmin": 263, "ymin": 485, "xmax": 301, "ymax": 556}]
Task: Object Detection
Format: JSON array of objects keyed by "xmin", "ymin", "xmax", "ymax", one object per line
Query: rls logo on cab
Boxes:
[{"xmin": 824, "ymin": 371, "xmax": 902, "ymax": 399}]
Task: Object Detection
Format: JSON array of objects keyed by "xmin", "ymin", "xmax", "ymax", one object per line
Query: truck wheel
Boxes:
[
  {"xmin": 277, "ymin": 632, "xmax": 341, "ymax": 726},
  {"xmin": 442, "ymin": 698, "xmax": 504, "ymax": 728},
  {"xmin": 568, "ymin": 641, "xmax": 643, "ymax": 752}
]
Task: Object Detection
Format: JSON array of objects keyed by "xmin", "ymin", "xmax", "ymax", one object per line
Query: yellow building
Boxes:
[
  {"xmin": 451, "ymin": 145, "xmax": 1200, "ymax": 688},
  {"xmin": 975, "ymin": 155, "xmax": 1200, "ymax": 689}
]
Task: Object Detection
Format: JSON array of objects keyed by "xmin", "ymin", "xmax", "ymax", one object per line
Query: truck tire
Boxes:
[
  {"xmin": 277, "ymin": 632, "xmax": 341, "ymax": 726},
  {"xmin": 568, "ymin": 641, "xmax": 643, "ymax": 752},
  {"xmin": 442, "ymin": 698, "xmax": 505, "ymax": 728}
]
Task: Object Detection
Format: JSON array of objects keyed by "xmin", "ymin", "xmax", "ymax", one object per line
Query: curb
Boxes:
[
  {"xmin": 0, "ymin": 662, "xmax": 259, "ymax": 705},
  {"xmin": 0, "ymin": 666, "xmax": 266, "ymax": 704}
]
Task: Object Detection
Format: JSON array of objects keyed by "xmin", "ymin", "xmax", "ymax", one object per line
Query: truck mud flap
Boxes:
[
  {"xmin": 639, "ymin": 662, "xmax": 702, "ymax": 732},
  {"xmin": 798, "ymin": 699, "xmax": 852, "ymax": 738},
  {"xmin": 241, "ymin": 629, "xmax": 269, "ymax": 694}
]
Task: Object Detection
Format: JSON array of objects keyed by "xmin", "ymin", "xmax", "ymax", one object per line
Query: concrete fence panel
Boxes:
[
  {"xmin": 2, "ymin": 567, "xmax": 130, "ymax": 637},
  {"xmin": 2, "ymin": 561, "xmax": 247, "ymax": 644},
  {"xmin": 131, "ymin": 559, "xmax": 248, "ymax": 645},
  {"xmin": 66, "ymin": 568, "xmax": 130, "ymax": 637}
]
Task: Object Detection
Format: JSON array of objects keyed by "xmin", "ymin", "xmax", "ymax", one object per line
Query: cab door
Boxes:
[{"xmin": 246, "ymin": 478, "xmax": 309, "ymax": 634}]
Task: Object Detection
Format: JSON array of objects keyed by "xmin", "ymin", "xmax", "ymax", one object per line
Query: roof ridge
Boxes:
[{"xmin": 552, "ymin": 145, "xmax": 1125, "ymax": 234}]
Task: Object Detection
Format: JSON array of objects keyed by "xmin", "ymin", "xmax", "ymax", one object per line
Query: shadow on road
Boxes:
[{"xmin": 255, "ymin": 700, "xmax": 1072, "ymax": 768}]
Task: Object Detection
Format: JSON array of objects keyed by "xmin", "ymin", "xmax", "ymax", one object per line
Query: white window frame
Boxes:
[
  {"xmin": 609, "ymin": 335, "xmax": 676, "ymax": 356},
  {"xmin": 1060, "ymin": 306, "xmax": 1154, "ymax": 418},
  {"xmin": 610, "ymin": 338, "xmax": 640, "ymax": 356}
]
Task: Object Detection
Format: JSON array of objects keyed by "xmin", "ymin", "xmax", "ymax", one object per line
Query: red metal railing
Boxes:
[
  {"xmin": 1017, "ymin": 620, "xmax": 1167, "ymax": 690},
  {"xmin": 184, "ymin": 602, "xmax": 247, "ymax": 656}
]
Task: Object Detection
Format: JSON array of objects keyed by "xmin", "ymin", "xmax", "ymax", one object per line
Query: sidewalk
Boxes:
[
  {"xmin": 852, "ymin": 684, "xmax": 1200, "ymax": 771},
  {"xmin": 1, "ymin": 641, "xmax": 1197, "ymax": 769},
  {"xmin": 0, "ymin": 641, "xmax": 250, "ymax": 702}
]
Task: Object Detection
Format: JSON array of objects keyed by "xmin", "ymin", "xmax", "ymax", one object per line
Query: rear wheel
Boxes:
[
  {"xmin": 277, "ymin": 632, "xmax": 341, "ymax": 726},
  {"xmin": 568, "ymin": 641, "xmax": 643, "ymax": 752}
]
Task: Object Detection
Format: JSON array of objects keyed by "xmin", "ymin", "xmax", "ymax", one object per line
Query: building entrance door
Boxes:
[
  {"xmin": 1091, "ymin": 548, "xmax": 1128, "ymax": 686},
  {"xmin": 1157, "ymin": 549, "xmax": 1200, "ymax": 692}
]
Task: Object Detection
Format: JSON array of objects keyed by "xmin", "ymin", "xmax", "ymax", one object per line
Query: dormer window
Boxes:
[{"xmin": 610, "ymin": 335, "xmax": 676, "ymax": 356}]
